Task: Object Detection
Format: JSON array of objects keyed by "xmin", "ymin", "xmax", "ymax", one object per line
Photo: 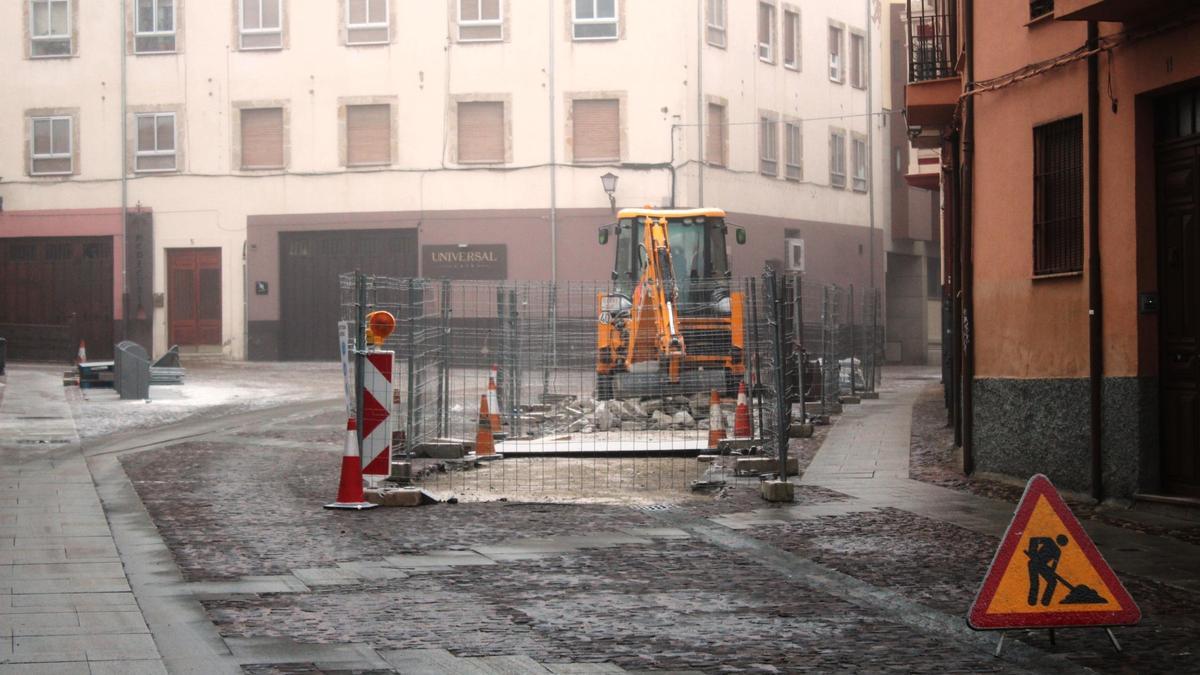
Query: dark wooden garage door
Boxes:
[
  {"xmin": 0, "ymin": 236, "xmax": 114, "ymax": 361},
  {"xmin": 279, "ymin": 229, "xmax": 418, "ymax": 360}
]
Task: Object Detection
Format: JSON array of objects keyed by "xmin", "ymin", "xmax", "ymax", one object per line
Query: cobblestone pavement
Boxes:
[{"xmin": 108, "ymin": 370, "xmax": 1200, "ymax": 673}]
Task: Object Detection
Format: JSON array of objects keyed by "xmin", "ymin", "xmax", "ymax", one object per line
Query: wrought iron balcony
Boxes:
[{"xmin": 907, "ymin": 0, "xmax": 957, "ymax": 83}]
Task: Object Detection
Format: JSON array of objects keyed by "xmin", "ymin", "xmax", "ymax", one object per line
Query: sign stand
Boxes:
[{"xmin": 969, "ymin": 474, "xmax": 1139, "ymax": 657}]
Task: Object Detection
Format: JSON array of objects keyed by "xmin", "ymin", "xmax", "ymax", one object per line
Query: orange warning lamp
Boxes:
[{"xmin": 365, "ymin": 310, "xmax": 396, "ymax": 347}]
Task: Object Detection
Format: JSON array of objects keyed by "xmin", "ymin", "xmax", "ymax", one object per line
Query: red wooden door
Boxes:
[{"xmin": 168, "ymin": 248, "xmax": 221, "ymax": 346}]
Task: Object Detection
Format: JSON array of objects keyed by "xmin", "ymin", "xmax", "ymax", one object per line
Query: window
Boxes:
[
  {"xmin": 706, "ymin": 103, "xmax": 726, "ymax": 166},
  {"xmin": 346, "ymin": 104, "xmax": 391, "ymax": 166},
  {"xmin": 240, "ymin": 0, "xmax": 282, "ymax": 49},
  {"xmin": 30, "ymin": 0, "xmax": 71, "ymax": 57},
  {"xmin": 849, "ymin": 32, "xmax": 865, "ymax": 88},
  {"xmin": 785, "ymin": 122, "xmax": 801, "ymax": 180},
  {"xmin": 706, "ymin": 0, "xmax": 725, "ymax": 47},
  {"xmin": 757, "ymin": 2, "xmax": 775, "ymax": 62},
  {"xmin": 572, "ymin": 99, "xmax": 619, "ymax": 161},
  {"xmin": 30, "ymin": 116, "xmax": 72, "ymax": 175},
  {"xmin": 347, "ymin": 0, "xmax": 388, "ymax": 44},
  {"xmin": 135, "ymin": 112, "xmax": 177, "ymax": 172},
  {"xmin": 240, "ymin": 108, "xmax": 284, "ymax": 169},
  {"xmin": 760, "ymin": 117, "xmax": 778, "ymax": 176},
  {"xmin": 829, "ymin": 25, "xmax": 844, "ymax": 82},
  {"xmin": 458, "ymin": 0, "xmax": 500, "ymax": 41},
  {"xmin": 573, "ymin": 0, "xmax": 617, "ymax": 40},
  {"xmin": 782, "ymin": 9, "xmax": 799, "ymax": 69},
  {"xmin": 829, "ymin": 129, "xmax": 846, "ymax": 188},
  {"xmin": 457, "ymin": 101, "xmax": 505, "ymax": 163},
  {"xmin": 1033, "ymin": 116, "xmax": 1083, "ymax": 275},
  {"xmin": 851, "ymin": 135, "xmax": 867, "ymax": 192},
  {"xmin": 786, "ymin": 238, "xmax": 805, "ymax": 272},
  {"xmin": 1030, "ymin": 0, "xmax": 1054, "ymax": 20},
  {"xmin": 135, "ymin": 0, "xmax": 175, "ymax": 53}
]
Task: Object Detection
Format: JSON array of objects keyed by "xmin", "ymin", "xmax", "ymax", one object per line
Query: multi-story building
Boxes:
[
  {"xmin": 906, "ymin": 0, "xmax": 1200, "ymax": 499},
  {"xmin": 1, "ymin": 0, "xmax": 886, "ymax": 362}
]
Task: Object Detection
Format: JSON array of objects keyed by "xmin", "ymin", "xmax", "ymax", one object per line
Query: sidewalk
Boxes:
[{"xmin": 0, "ymin": 366, "xmax": 167, "ymax": 673}]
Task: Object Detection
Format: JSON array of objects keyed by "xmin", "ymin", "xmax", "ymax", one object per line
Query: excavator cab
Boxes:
[{"xmin": 595, "ymin": 208, "xmax": 747, "ymax": 399}]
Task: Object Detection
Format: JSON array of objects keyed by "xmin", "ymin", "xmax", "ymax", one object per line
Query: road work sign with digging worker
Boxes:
[{"xmin": 968, "ymin": 474, "xmax": 1140, "ymax": 631}]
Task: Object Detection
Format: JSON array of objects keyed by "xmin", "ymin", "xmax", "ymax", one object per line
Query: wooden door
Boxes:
[
  {"xmin": 1157, "ymin": 85, "xmax": 1200, "ymax": 497},
  {"xmin": 168, "ymin": 248, "xmax": 221, "ymax": 346}
]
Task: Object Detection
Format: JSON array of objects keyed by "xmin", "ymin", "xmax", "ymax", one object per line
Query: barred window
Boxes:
[
  {"xmin": 1033, "ymin": 115, "xmax": 1083, "ymax": 276},
  {"xmin": 1030, "ymin": 0, "xmax": 1054, "ymax": 20}
]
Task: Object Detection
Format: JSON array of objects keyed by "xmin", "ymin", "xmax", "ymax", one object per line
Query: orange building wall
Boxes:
[{"xmin": 970, "ymin": 1, "xmax": 1200, "ymax": 380}]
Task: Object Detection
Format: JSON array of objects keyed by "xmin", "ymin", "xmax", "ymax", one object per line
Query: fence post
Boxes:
[
  {"xmin": 437, "ymin": 280, "xmax": 450, "ymax": 439},
  {"xmin": 821, "ymin": 285, "xmax": 831, "ymax": 413},
  {"xmin": 495, "ymin": 287, "xmax": 507, "ymax": 415},
  {"xmin": 797, "ymin": 277, "xmax": 807, "ymax": 423},
  {"xmin": 406, "ymin": 280, "xmax": 418, "ymax": 450},
  {"xmin": 849, "ymin": 284, "xmax": 857, "ymax": 398},
  {"xmin": 874, "ymin": 290, "xmax": 883, "ymax": 391},
  {"xmin": 763, "ymin": 268, "xmax": 788, "ymax": 478},
  {"xmin": 507, "ymin": 288, "xmax": 520, "ymax": 428},
  {"xmin": 747, "ymin": 278, "xmax": 764, "ymax": 437},
  {"xmin": 354, "ymin": 271, "xmax": 366, "ymax": 453}
]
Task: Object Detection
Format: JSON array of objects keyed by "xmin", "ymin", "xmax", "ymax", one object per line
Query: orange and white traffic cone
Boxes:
[
  {"xmin": 324, "ymin": 418, "xmax": 377, "ymax": 511},
  {"xmin": 707, "ymin": 389, "xmax": 726, "ymax": 448},
  {"xmin": 76, "ymin": 340, "xmax": 87, "ymax": 365},
  {"xmin": 487, "ymin": 374, "xmax": 502, "ymax": 433},
  {"xmin": 475, "ymin": 394, "xmax": 496, "ymax": 457},
  {"xmin": 733, "ymin": 381, "xmax": 753, "ymax": 438}
]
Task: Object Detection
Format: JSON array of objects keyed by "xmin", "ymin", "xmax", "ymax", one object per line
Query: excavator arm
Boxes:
[{"xmin": 623, "ymin": 216, "xmax": 686, "ymax": 382}]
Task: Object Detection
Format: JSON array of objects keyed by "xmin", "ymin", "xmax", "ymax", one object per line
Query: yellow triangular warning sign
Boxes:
[{"xmin": 968, "ymin": 474, "xmax": 1140, "ymax": 630}]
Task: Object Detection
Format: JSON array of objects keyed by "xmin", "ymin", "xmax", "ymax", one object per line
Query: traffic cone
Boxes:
[
  {"xmin": 487, "ymin": 374, "xmax": 502, "ymax": 433},
  {"xmin": 76, "ymin": 340, "xmax": 87, "ymax": 365},
  {"xmin": 324, "ymin": 418, "xmax": 377, "ymax": 511},
  {"xmin": 707, "ymin": 389, "xmax": 726, "ymax": 448},
  {"xmin": 475, "ymin": 394, "xmax": 495, "ymax": 456},
  {"xmin": 733, "ymin": 381, "xmax": 753, "ymax": 438}
]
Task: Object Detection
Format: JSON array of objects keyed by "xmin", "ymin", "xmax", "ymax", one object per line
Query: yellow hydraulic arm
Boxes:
[{"xmin": 623, "ymin": 216, "xmax": 686, "ymax": 383}]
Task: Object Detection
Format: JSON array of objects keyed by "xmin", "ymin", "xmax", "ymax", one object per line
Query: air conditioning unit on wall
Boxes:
[{"xmin": 785, "ymin": 238, "xmax": 805, "ymax": 273}]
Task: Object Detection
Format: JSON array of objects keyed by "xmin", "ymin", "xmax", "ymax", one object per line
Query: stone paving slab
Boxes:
[
  {"xmin": 466, "ymin": 654, "xmax": 555, "ymax": 674},
  {"xmin": 334, "ymin": 561, "xmax": 411, "ymax": 581},
  {"xmin": 380, "ymin": 648, "xmax": 495, "ymax": 674},
  {"xmin": 384, "ymin": 550, "xmax": 498, "ymax": 569},
  {"xmin": 0, "ymin": 592, "xmax": 140, "ymax": 613},
  {"xmin": 290, "ymin": 567, "xmax": 364, "ymax": 587},
  {"xmin": 545, "ymin": 663, "xmax": 628, "ymax": 674},
  {"xmin": 224, "ymin": 637, "xmax": 390, "ymax": 669},
  {"xmin": 10, "ymin": 632, "xmax": 160, "ymax": 662},
  {"xmin": 179, "ymin": 575, "xmax": 311, "ymax": 597}
]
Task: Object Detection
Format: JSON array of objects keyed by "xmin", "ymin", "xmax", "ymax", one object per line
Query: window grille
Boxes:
[{"xmin": 1033, "ymin": 115, "xmax": 1083, "ymax": 276}]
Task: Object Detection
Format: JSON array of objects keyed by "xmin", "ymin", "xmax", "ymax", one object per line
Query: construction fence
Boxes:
[{"xmin": 340, "ymin": 271, "xmax": 882, "ymax": 499}]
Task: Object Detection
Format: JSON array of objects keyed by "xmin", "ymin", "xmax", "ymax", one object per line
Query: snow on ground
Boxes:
[{"xmin": 70, "ymin": 360, "xmax": 344, "ymax": 439}]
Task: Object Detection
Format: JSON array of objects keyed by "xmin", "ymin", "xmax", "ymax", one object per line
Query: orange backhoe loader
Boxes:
[{"xmin": 595, "ymin": 207, "xmax": 747, "ymax": 400}]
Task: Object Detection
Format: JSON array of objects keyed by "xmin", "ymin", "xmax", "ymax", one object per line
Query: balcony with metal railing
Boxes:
[{"xmin": 905, "ymin": 0, "xmax": 960, "ymax": 128}]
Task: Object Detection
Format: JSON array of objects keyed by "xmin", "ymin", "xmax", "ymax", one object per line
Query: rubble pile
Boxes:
[{"xmin": 516, "ymin": 393, "xmax": 739, "ymax": 437}]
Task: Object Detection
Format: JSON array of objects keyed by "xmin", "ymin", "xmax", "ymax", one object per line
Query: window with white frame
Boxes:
[
  {"xmin": 135, "ymin": 112, "xmax": 177, "ymax": 172},
  {"xmin": 459, "ymin": 0, "xmax": 501, "ymax": 41},
  {"xmin": 347, "ymin": 0, "xmax": 388, "ymax": 44},
  {"xmin": 135, "ymin": 0, "xmax": 175, "ymax": 52},
  {"xmin": 760, "ymin": 116, "xmax": 778, "ymax": 176},
  {"xmin": 30, "ymin": 116, "xmax": 72, "ymax": 175},
  {"xmin": 785, "ymin": 122, "xmax": 802, "ymax": 180},
  {"xmin": 829, "ymin": 128, "xmax": 846, "ymax": 188},
  {"xmin": 573, "ymin": 0, "xmax": 617, "ymax": 40},
  {"xmin": 706, "ymin": 0, "xmax": 725, "ymax": 47},
  {"xmin": 852, "ymin": 135, "xmax": 868, "ymax": 191},
  {"xmin": 757, "ymin": 2, "xmax": 775, "ymax": 62},
  {"xmin": 850, "ymin": 32, "xmax": 865, "ymax": 88},
  {"xmin": 240, "ymin": 0, "xmax": 282, "ymax": 49},
  {"xmin": 783, "ymin": 9, "xmax": 799, "ymax": 69},
  {"xmin": 30, "ymin": 0, "xmax": 71, "ymax": 57},
  {"xmin": 829, "ymin": 24, "xmax": 844, "ymax": 82}
]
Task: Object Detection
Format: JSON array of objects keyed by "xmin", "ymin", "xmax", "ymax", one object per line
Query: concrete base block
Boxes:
[
  {"xmin": 827, "ymin": 402, "xmax": 844, "ymax": 414},
  {"xmin": 808, "ymin": 414, "xmax": 831, "ymax": 426},
  {"xmin": 860, "ymin": 391, "xmax": 880, "ymax": 400},
  {"xmin": 364, "ymin": 487, "xmax": 433, "ymax": 507},
  {"xmin": 735, "ymin": 456, "xmax": 798, "ymax": 476},
  {"xmin": 413, "ymin": 440, "xmax": 468, "ymax": 459},
  {"xmin": 696, "ymin": 454, "xmax": 718, "ymax": 463},
  {"xmin": 839, "ymin": 395, "xmax": 862, "ymax": 405},
  {"xmin": 385, "ymin": 461, "xmax": 412, "ymax": 484},
  {"xmin": 716, "ymin": 438, "xmax": 763, "ymax": 453},
  {"xmin": 761, "ymin": 480, "xmax": 795, "ymax": 503},
  {"xmin": 788, "ymin": 423, "xmax": 815, "ymax": 438}
]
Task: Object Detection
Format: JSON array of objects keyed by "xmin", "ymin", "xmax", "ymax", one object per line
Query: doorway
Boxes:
[
  {"xmin": 1156, "ymin": 84, "xmax": 1200, "ymax": 497},
  {"xmin": 167, "ymin": 248, "xmax": 222, "ymax": 347}
]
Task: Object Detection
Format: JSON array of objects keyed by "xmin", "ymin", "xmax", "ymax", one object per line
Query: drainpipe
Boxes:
[
  {"xmin": 960, "ymin": 0, "xmax": 975, "ymax": 474},
  {"xmin": 548, "ymin": 0, "xmax": 557, "ymax": 282},
  {"xmin": 866, "ymin": 0, "xmax": 876, "ymax": 379},
  {"xmin": 1087, "ymin": 21, "xmax": 1104, "ymax": 500},
  {"xmin": 696, "ymin": 0, "xmax": 704, "ymax": 207},
  {"xmin": 120, "ymin": 0, "xmax": 129, "ymax": 340}
]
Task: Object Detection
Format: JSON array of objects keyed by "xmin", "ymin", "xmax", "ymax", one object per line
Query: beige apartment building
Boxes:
[{"xmin": 0, "ymin": 0, "xmax": 906, "ymax": 361}]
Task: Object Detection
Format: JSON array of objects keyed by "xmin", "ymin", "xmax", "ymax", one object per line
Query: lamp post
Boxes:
[{"xmin": 600, "ymin": 172, "xmax": 618, "ymax": 214}]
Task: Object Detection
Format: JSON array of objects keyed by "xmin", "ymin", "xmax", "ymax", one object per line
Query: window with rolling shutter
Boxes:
[
  {"xmin": 706, "ymin": 103, "xmax": 725, "ymax": 166},
  {"xmin": 572, "ymin": 99, "xmax": 619, "ymax": 162},
  {"xmin": 457, "ymin": 101, "xmax": 504, "ymax": 163},
  {"xmin": 241, "ymin": 108, "xmax": 284, "ymax": 169},
  {"xmin": 1033, "ymin": 115, "xmax": 1083, "ymax": 275},
  {"xmin": 346, "ymin": 104, "xmax": 391, "ymax": 166}
]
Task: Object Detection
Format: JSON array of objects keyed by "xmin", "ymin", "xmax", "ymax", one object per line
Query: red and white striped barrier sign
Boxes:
[{"xmin": 361, "ymin": 351, "xmax": 394, "ymax": 477}]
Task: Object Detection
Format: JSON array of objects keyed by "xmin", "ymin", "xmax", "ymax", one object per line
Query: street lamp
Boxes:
[{"xmin": 600, "ymin": 172, "xmax": 618, "ymax": 213}]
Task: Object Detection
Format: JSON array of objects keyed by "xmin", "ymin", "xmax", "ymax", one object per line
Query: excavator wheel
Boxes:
[{"xmin": 595, "ymin": 373, "xmax": 614, "ymax": 401}]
